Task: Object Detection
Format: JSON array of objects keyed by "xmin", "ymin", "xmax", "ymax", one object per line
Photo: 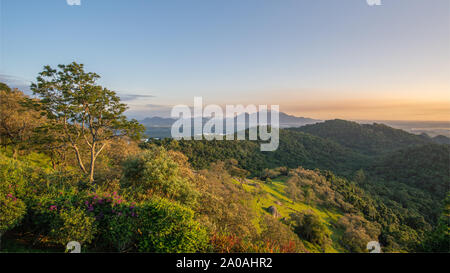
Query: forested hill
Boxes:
[
  {"xmin": 289, "ymin": 119, "xmax": 436, "ymax": 156},
  {"xmin": 147, "ymin": 129, "xmax": 369, "ymax": 176},
  {"xmin": 367, "ymin": 144, "xmax": 450, "ymax": 200}
]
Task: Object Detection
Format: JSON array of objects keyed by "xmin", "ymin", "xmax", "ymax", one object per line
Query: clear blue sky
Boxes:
[{"xmin": 1, "ymin": 0, "xmax": 449, "ymax": 120}]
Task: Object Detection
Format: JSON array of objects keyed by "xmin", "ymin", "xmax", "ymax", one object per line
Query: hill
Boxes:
[
  {"xmin": 290, "ymin": 119, "xmax": 431, "ymax": 156},
  {"xmin": 367, "ymin": 144, "xmax": 450, "ymax": 200},
  {"xmin": 147, "ymin": 128, "xmax": 369, "ymax": 176}
]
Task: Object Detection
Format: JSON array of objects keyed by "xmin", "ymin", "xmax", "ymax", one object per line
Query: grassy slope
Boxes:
[{"xmin": 232, "ymin": 177, "xmax": 346, "ymax": 253}]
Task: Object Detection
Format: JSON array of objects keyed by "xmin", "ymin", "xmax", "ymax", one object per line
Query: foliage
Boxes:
[
  {"xmin": 368, "ymin": 144, "xmax": 450, "ymax": 199},
  {"xmin": 292, "ymin": 119, "xmax": 430, "ymax": 156},
  {"xmin": 31, "ymin": 62, "xmax": 144, "ymax": 181},
  {"xmin": 135, "ymin": 197, "xmax": 208, "ymax": 253},
  {"xmin": 49, "ymin": 207, "xmax": 97, "ymax": 246},
  {"xmin": 148, "ymin": 129, "xmax": 368, "ymax": 177},
  {"xmin": 0, "ymin": 89, "xmax": 44, "ymax": 157},
  {"xmin": 292, "ymin": 210, "xmax": 331, "ymax": 249},
  {"xmin": 0, "ymin": 194, "xmax": 26, "ymax": 236},
  {"xmin": 421, "ymin": 193, "xmax": 450, "ymax": 252},
  {"xmin": 0, "ymin": 154, "xmax": 28, "ymax": 238},
  {"xmin": 337, "ymin": 214, "xmax": 381, "ymax": 252},
  {"xmin": 0, "ymin": 82, "xmax": 11, "ymax": 93},
  {"xmin": 121, "ymin": 147, "xmax": 199, "ymax": 206}
]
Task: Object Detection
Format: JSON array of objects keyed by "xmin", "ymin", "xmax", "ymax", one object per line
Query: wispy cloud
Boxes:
[
  {"xmin": 0, "ymin": 74, "xmax": 33, "ymax": 94},
  {"xmin": 116, "ymin": 93, "xmax": 155, "ymax": 102},
  {"xmin": 125, "ymin": 103, "xmax": 174, "ymax": 119}
]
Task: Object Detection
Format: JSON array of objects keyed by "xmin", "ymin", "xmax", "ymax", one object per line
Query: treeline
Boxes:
[{"xmin": 145, "ymin": 129, "xmax": 369, "ymax": 177}]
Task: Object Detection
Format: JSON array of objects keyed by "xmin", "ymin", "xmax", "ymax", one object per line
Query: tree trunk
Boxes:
[
  {"xmin": 89, "ymin": 143, "xmax": 96, "ymax": 182},
  {"xmin": 0, "ymin": 232, "xmax": 2, "ymax": 251},
  {"xmin": 72, "ymin": 145, "xmax": 87, "ymax": 174}
]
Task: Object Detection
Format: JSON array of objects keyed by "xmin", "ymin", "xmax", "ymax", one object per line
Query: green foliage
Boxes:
[
  {"xmin": 0, "ymin": 154, "xmax": 28, "ymax": 237},
  {"xmin": 337, "ymin": 214, "xmax": 381, "ymax": 253},
  {"xmin": 368, "ymin": 144, "xmax": 450, "ymax": 199},
  {"xmin": 103, "ymin": 212, "xmax": 137, "ymax": 252},
  {"xmin": 0, "ymin": 82, "xmax": 11, "ymax": 93},
  {"xmin": 149, "ymin": 129, "xmax": 368, "ymax": 177},
  {"xmin": 136, "ymin": 197, "xmax": 208, "ymax": 253},
  {"xmin": 49, "ymin": 207, "xmax": 97, "ymax": 247},
  {"xmin": 0, "ymin": 194, "xmax": 26, "ymax": 235},
  {"xmin": 421, "ymin": 193, "xmax": 450, "ymax": 252},
  {"xmin": 292, "ymin": 210, "xmax": 331, "ymax": 249},
  {"xmin": 292, "ymin": 119, "xmax": 430, "ymax": 156},
  {"xmin": 121, "ymin": 147, "xmax": 199, "ymax": 205},
  {"xmin": 195, "ymin": 162, "xmax": 258, "ymax": 241},
  {"xmin": 30, "ymin": 62, "xmax": 144, "ymax": 181}
]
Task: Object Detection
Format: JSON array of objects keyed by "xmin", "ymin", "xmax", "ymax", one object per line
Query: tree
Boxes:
[
  {"xmin": 0, "ymin": 89, "xmax": 43, "ymax": 157},
  {"xmin": 0, "ymin": 82, "xmax": 11, "ymax": 93},
  {"xmin": 422, "ymin": 193, "xmax": 450, "ymax": 252},
  {"xmin": 31, "ymin": 62, "xmax": 144, "ymax": 182},
  {"xmin": 292, "ymin": 210, "xmax": 331, "ymax": 249}
]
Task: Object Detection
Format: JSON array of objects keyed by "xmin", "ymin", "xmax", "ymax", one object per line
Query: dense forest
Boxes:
[{"xmin": 0, "ymin": 63, "xmax": 448, "ymax": 253}]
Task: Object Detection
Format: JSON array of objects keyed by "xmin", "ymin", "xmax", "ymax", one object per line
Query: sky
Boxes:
[{"xmin": 0, "ymin": 0, "xmax": 449, "ymax": 121}]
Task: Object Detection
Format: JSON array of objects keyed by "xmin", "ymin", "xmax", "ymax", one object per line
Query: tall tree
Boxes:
[
  {"xmin": 31, "ymin": 62, "xmax": 144, "ymax": 182},
  {"xmin": 0, "ymin": 88, "xmax": 43, "ymax": 157}
]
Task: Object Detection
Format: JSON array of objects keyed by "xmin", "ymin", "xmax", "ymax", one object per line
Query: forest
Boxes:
[{"xmin": 0, "ymin": 63, "xmax": 448, "ymax": 253}]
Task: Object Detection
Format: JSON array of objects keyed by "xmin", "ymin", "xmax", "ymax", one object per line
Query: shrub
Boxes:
[
  {"xmin": 49, "ymin": 207, "xmax": 97, "ymax": 247},
  {"xmin": 0, "ymin": 193, "xmax": 26, "ymax": 248},
  {"xmin": 136, "ymin": 197, "xmax": 208, "ymax": 253},
  {"xmin": 84, "ymin": 191, "xmax": 139, "ymax": 252},
  {"xmin": 292, "ymin": 210, "xmax": 331, "ymax": 249},
  {"xmin": 337, "ymin": 214, "xmax": 381, "ymax": 252},
  {"xmin": 122, "ymin": 148, "xmax": 199, "ymax": 205}
]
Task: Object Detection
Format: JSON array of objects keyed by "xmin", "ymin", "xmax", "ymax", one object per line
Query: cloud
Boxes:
[
  {"xmin": 0, "ymin": 74, "xmax": 33, "ymax": 94},
  {"xmin": 125, "ymin": 104, "xmax": 173, "ymax": 119},
  {"xmin": 117, "ymin": 93, "xmax": 155, "ymax": 101}
]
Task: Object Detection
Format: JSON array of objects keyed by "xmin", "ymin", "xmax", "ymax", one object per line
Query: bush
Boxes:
[
  {"xmin": 0, "ymin": 155, "xmax": 28, "ymax": 248},
  {"xmin": 0, "ymin": 193, "xmax": 26, "ymax": 247},
  {"xmin": 84, "ymin": 191, "xmax": 139, "ymax": 252},
  {"xmin": 121, "ymin": 148, "xmax": 199, "ymax": 205},
  {"xmin": 49, "ymin": 207, "xmax": 97, "ymax": 247},
  {"xmin": 136, "ymin": 197, "xmax": 208, "ymax": 253},
  {"xmin": 292, "ymin": 210, "xmax": 331, "ymax": 249},
  {"xmin": 337, "ymin": 214, "xmax": 381, "ymax": 252}
]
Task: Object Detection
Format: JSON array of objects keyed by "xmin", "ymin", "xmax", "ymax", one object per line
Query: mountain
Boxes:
[
  {"xmin": 140, "ymin": 112, "xmax": 320, "ymax": 138},
  {"xmin": 229, "ymin": 111, "xmax": 320, "ymax": 128},
  {"xmin": 289, "ymin": 119, "xmax": 432, "ymax": 156},
  {"xmin": 140, "ymin": 116, "xmax": 177, "ymax": 127}
]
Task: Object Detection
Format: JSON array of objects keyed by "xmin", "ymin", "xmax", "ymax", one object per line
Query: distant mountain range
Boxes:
[
  {"xmin": 140, "ymin": 111, "xmax": 321, "ymax": 138},
  {"xmin": 140, "ymin": 112, "xmax": 450, "ymax": 145}
]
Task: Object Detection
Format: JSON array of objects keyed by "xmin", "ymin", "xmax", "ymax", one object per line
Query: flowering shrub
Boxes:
[{"xmin": 83, "ymin": 191, "xmax": 139, "ymax": 252}]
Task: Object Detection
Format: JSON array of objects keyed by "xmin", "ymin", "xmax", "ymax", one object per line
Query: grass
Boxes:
[{"xmin": 233, "ymin": 177, "xmax": 347, "ymax": 253}]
